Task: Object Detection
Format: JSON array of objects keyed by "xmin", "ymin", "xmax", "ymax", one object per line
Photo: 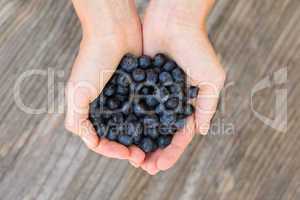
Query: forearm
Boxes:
[
  {"xmin": 149, "ymin": 0, "xmax": 215, "ymax": 29},
  {"xmin": 72, "ymin": 0, "xmax": 139, "ymax": 38}
]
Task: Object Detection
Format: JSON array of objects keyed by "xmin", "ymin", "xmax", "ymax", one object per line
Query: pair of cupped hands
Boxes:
[{"xmin": 65, "ymin": 0, "xmax": 226, "ymax": 175}]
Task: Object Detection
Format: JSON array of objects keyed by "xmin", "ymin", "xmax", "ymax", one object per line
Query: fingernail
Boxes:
[
  {"xmin": 130, "ymin": 161, "xmax": 139, "ymax": 168},
  {"xmin": 82, "ymin": 136, "xmax": 93, "ymax": 146},
  {"xmin": 81, "ymin": 132, "xmax": 98, "ymax": 148}
]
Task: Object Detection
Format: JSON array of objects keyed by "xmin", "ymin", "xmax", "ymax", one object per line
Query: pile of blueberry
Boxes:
[{"xmin": 89, "ymin": 53, "xmax": 199, "ymax": 153}]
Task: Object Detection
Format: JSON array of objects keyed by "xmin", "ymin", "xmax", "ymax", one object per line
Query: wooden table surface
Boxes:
[{"xmin": 0, "ymin": 0, "xmax": 299, "ymax": 199}]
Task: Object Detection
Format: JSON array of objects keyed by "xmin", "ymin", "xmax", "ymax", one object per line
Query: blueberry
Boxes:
[
  {"xmin": 115, "ymin": 94, "xmax": 128, "ymax": 103},
  {"xmin": 143, "ymin": 115, "xmax": 159, "ymax": 128},
  {"xmin": 145, "ymin": 96, "xmax": 159, "ymax": 108},
  {"xmin": 144, "ymin": 127, "xmax": 159, "ymax": 139},
  {"xmin": 165, "ymin": 97, "xmax": 179, "ymax": 110},
  {"xmin": 184, "ymin": 104, "xmax": 195, "ymax": 116},
  {"xmin": 157, "ymin": 135, "xmax": 172, "ymax": 149},
  {"xmin": 139, "ymin": 55, "xmax": 152, "ymax": 69},
  {"xmin": 95, "ymin": 123, "xmax": 107, "ymax": 137},
  {"xmin": 111, "ymin": 113, "xmax": 124, "ymax": 123},
  {"xmin": 188, "ymin": 86, "xmax": 199, "ymax": 99},
  {"xmin": 146, "ymin": 69, "xmax": 159, "ymax": 84},
  {"xmin": 133, "ymin": 101, "xmax": 147, "ymax": 116},
  {"xmin": 107, "ymin": 98, "xmax": 121, "ymax": 110},
  {"xmin": 139, "ymin": 85, "xmax": 155, "ymax": 95},
  {"xmin": 132, "ymin": 68, "xmax": 146, "ymax": 82},
  {"xmin": 103, "ymin": 84, "xmax": 115, "ymax": 97},
  {"xmin": 158, "ymin": 86, "xmax": 170, "ymax": 101},
  {"xmin": 133, "ymin": 135, "xmax": 142, "ymax": 144},
  {"xmin": 118, "ymin": 135, "xmax": 133, "ymax": 146},
  {"xmin": 168, "ymin": 84, "xmax": 182, "ymax": 95},
  {"xmin": 127, "ymin": 122, "xmax": 143, "ymax": 137},
  {"xmin": 100, "ymin": 111, "xmax": 111, "ymax": 121},
  {"xmin": 153, "ymin": 53, "xmax": 166, "ymax": 67},
  {"xmin": 163, "ymin": 61, "xmax": 176, "ymax": 71},
  {"xmin": 107, "ymin": 127, "xmax": 118, "ymax": 141},
  {"xmin": 110, "ymin": 74, "xmax": 118, "ymax": 84},
  {"xmin": 121, "ymin": 102, "xmax": 131, "ymax": 114},
  {"xmin": 160, "ymin": 113, "xmax": 176, "ymax": 125},
  {"xmin": 117, "ymin": 72, "xmax": 131, "ymax": 87},
  {"xmin": 159, "ymin": 125, "xmax": 177, "ymax": 135},
  {"xmin": 174, "ymin": 118, "xmax": 186, "ymax": 129},
  {"xmin": 126, "ymin": 114, "xmax": 138, "ymax": 122},
  {"xmin": 155, "ymin": 104, "xmax": 166, "ymax": 115},
  {"xmin": 139, "ymin": 137, "xmax": 155, "ymax": 153},
  {"xmin": 172, "ymin": 67, "xmax": 185, "ymax": 82},
  {"xmin": 120, "ymin": 53, "xmax": 138, "ymax": 72},
  {"xmin": 116, "ymin": 85, "xmax": 129, "ymax": 96},
  {"xmin": 159, "ymin": 71, "xmax": 173, "ymax": 83}
]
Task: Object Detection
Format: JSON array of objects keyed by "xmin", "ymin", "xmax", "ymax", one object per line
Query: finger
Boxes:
[
  {"xmin": 156, "ymin": 116, "xmax": 195, "ymax": 171},
  {"xmin": 65, "ymin": 82, "xmax": 99, "ymax": 148},
  {"xmin": 92, "ymin": 139, "xmax": 130, "ymax": 160},
  {"xmin": 195, "ymin": 83, "xmax": 220, "ymax": 135},
  {"xmin": 128, "ymin": 146, "xmax": 146, "ymax": 168},
  {"xmin": 141, "ymin": 150, "xmax": 162, "ymax": 175}
]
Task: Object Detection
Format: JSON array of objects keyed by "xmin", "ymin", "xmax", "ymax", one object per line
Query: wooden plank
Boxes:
[{"xmin": 0, "ymin": 0, "xmax": 299, "ymax": 199}]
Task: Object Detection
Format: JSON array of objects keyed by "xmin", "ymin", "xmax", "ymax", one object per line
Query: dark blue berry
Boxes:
[
  {"xmin": 118, "ymin": 135, "xmax": 133, "ymax": 146},
  {"xmin": 157, "ymin": 135, "xmax": 172, "ymax": 149},
  {"xmin": 155, "ymin": 104, "xmax": 166, "ymax": 115},
  {"xmin": 121, "ymin": 102, "xmax": 131, "ymax": 114},
  {"xmin": 111, "ymin": 113, "xmax": 124, "ymax": 123},
  {"xmin": 165, "ymin": 97, "xmax": 179, "ymax": 110},
  {"xmin": 143, "ymin": 115, "xmax": 159, "ymax": 128},
  {"xmin": 172, "ymin": 67, "xmax": 185, "ymax": 82},
  {"xmin": 188, "ymin": 86, "xmax": 199, "ymax": 98},
  {"xmin": 145, "ymin": 96, "xmax": 159, "ymax": 108},
  {"xmin": 139, "ymin": 137, "xmax": 155, "ymax": 153},
  {"xmin": 159, "ymin": 71, "xmax": 173, "ymax": 83},
  {"xmin": 139, "ymin": 85, "xmax": 155, "ymax": 95},
  {"xmin": 153, "ymin": 53, "xmax": 166, "ymax": 67},
  {"xmin": 117, "ymin": 72, "xmax": 131, "ymax": 87},
  {"xmin": 158, "ymin": 86, "xmax": 170, "ymax": 101},
  {"xmin": 163, "ymin": 61, "xmax": 176, "ymax": 71},
  {"xmin": 159, "ymin": 125, "xmax": 177, "ymax": 135},
  {"xmin": 146, "ymin": 69, "xmax": 159, "ymax": 84},
  {"xmin": 139, "ymin": 55, "xmax": 152, "ymax": 69},
  {"xmin": 115, "ymin": 94, "xmax": 128, "ymax": 103},
  {"xmin": 168, "ymin": 84, "xmax": 182, "ymax": 94},
  {"xmin": 107, "ymin": 127, "xmax": 118, "ymax": 141},
  {"xmin": 144, "ymin": 127, "xmax": 159, "ymax": 139},
  {"xmin": 132, "ymin": 68, "xmax": 146, "ymax": 82},
  {"xmin": 160, "ymin": 113, "xmax": 176, "ymax": 125},
  {"xmin": 107, "ymin": 98, "xmax": 121, "ymax": 110},
  {"xmin": 184, "ymin": 104, "xmax": 195, "ymax": 116},
  {"xmin": 174, "ymin": 118, "xmax": 186, "ymax": 129},
  {"xmin": 133, "ymin": 101, "xmax": 147, "ymax": 116},
  {"xmin": 95, "ymin": 123, "xmax": 107, "ymax": 137},
  {"xmin": 116, "ymin": 85, "xmax": 129, "ymax": 96},
  {"xmin": 120, "ymin": 54, "xmax": 138, "ymax": 72},
  {"xmin": 126, "ymin": 114, "xmax": 138, "ymax": 122},
  {"xmin": 104, "ymin": 84, "xmax": 115, "ymax": 97}
]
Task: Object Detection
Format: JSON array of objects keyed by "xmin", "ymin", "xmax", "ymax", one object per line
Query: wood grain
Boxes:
[{"xmin": 0, "ymin": 0, "xmax": 299, "ymax": 199}]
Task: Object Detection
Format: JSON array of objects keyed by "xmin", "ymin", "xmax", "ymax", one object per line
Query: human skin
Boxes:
[
  {"xmin": 65, "ymin": 0, "xmax": 145, "ymax": 165},
  {"xmin": 138, "ymin": 0, "xmax": 226, "ymax": 174},
  {"xmin": 65, "ymin": 0, "xmax": 226, "ymax": 174}
]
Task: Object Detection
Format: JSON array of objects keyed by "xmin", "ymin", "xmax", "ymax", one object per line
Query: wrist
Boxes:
[
  {"xmin": 152, "ymin": 0, "xmax": 215, "ymax": 30},
  {"xmin": 72, "ymin": 0, "xmax": 138, "ymax": 38}
]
